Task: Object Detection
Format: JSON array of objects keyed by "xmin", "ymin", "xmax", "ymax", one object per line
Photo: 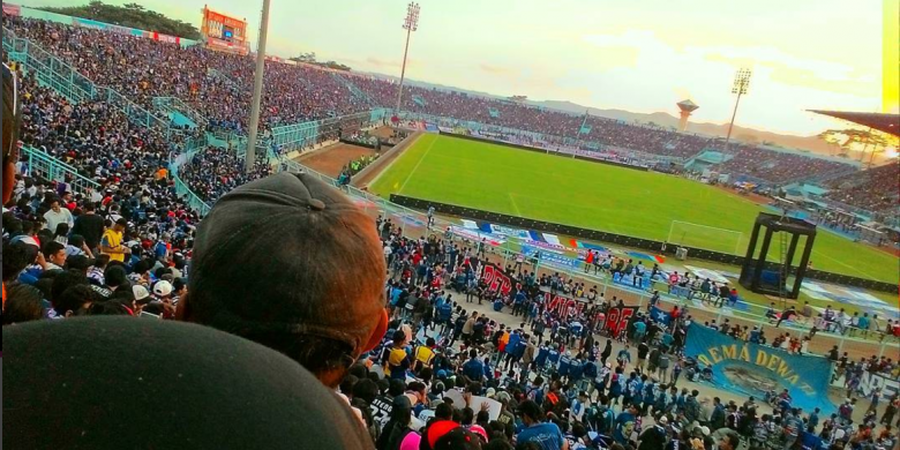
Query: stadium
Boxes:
[{"xmin": 2, "ymin": 1, "xmax": 899, "ymax": 450}]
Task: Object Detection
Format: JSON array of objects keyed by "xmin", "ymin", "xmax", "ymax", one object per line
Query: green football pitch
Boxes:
[{"xmin": 370, "ymin": 134, "xmax": 899, "ymax": 284}]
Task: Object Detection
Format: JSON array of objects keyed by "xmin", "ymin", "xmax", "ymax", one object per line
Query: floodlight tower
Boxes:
[
  {"xmin": 676, "ymin": 99, "xmax": 699, "ymax": 132},
  {"xmin": 724, "ymin": 68, "xmax": 751, "ymax": 152},
  {"xmin": 395, "ymin": 2, "xmax": 420, "ymax": 114}
]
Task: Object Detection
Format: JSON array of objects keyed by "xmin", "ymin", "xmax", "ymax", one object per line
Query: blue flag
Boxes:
[{"xmin": 650, "ymin": 306, "xmax": 671, "ymax": 325}]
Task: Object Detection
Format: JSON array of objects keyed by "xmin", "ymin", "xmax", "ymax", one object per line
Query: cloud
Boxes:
[
  {"xmin": 478, "ymin": 63, "xmax": 513, "ymax": 75},
  {"xmin": 365, "ymin": 57, "xmax": 401, "ymax": 69}
]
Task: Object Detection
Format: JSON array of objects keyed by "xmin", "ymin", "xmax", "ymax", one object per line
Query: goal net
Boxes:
[{"xmin": 667, "ymin": 220, "xmax": 745, "ymax": 255}]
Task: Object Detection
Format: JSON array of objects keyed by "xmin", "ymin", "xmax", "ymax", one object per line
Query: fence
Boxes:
[
  {"xmin": 20, "ymin": 146, "xmax": 100, "ymax": 194},
  {"xmin": 269, "ymin": 110, "xmax": 384, "ymax": 154},
  {"xmin": 2, "ymin": 30, "xmax": 174, "ymax": 136}
]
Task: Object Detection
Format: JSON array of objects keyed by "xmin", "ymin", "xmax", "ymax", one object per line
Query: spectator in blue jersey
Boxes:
[
  {"xmin": 616, "ymin": 345, "xmax": 632, "ymax": 368},
  {"xmin": 516, "ymin": 400, "xmax": 569, "ymax": 450},
  {"xmin": 503, "ymin": 329, "xmax": 525, "ymax": 371},
  {"xmin": 633, "ymin": 319, "xmax": 647, "ymax": 342},
  {"xmin": 558, "ymin": 351, "xmax": 573, "ymax": 380},
  {"xmin": 462, "ymin": 349, "xmax": 485, "ymax": 383},
  {"xmin": 613, "ymin": 404, "xmax": 639, "ymax": 445}
]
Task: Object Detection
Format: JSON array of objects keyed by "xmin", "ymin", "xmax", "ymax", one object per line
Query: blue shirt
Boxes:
[
  {"xmin": 462, "ymin": 358, "xmax": 485, "ymax": 381},
  {"xmin": 633, "ymin": 321, "xmax": 646, "ymax": 334},
  {"xmin": 517, "ymin": 422, "xmax": 565, "ymax": 450},
  {"xmin": 506, "ymin": 333, "xmax": 522, "ymax": 355},
  {"xmin": 613, "ymin": 411, "xmax": 636, "ymax": 444}
]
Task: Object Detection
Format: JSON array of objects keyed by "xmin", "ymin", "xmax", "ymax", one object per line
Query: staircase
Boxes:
[
  {"xmin": 332, "ymin": 72, "xmax": 378, "ymax": 107},
  {"xmin": 152, "ymin": 97, "xmax": 209, "ymax": 129}
]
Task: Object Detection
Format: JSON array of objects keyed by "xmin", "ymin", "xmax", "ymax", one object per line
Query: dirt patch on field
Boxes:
[
  {"xmin": 352, "ymin": 131, "xmax": 422, "ymax": 189},
  {"xmin": 295, "ymin": 143, "xmax": 376, "ymax": 178},
  {"xmin": 369, "ymin": 126, "xmax": 396, "ymax": 139}
]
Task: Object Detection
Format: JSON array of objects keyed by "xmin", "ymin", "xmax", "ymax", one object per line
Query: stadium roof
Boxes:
[{"xmin": 808, "ymin": 110, "xmax": 900, "ymax": 137}]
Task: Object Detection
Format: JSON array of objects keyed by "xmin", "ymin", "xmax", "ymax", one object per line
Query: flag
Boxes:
[{"xmin": 651, "ymin": 306, "xmax": 671, "ymax": 325}]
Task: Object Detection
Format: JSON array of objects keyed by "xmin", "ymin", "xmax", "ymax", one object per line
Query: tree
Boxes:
[
  {"xmin": 288, "ymin": 53, "xmax": 351, "ymax": 71},
  {"xmin": 819, "ymin": 128, "xmax": 895, "ymax": 166},
  {"xmin": 289, "ymin": 52, "xmax": 317, "ymax": 64},
  {"xmin": 40, "ymin": 2, "xmax": 201, "ymax": 40}
]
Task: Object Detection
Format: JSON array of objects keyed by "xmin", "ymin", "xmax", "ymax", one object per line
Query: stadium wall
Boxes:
[
  {"xmin": 438, "ymin": 132, "xmax": 651, "ymax": 172},
  {"xmin": 390, "ymin": 194, "xmax": 897, "ymax": 293},
  {"xmin": 352, "ymin": 131, "xmax": 422, "ymax": 188}
]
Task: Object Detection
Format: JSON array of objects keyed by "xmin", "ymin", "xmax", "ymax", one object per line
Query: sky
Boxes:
[{"xmin": 17, "ymin": 0, "xmax": 895, "ymax": 136}]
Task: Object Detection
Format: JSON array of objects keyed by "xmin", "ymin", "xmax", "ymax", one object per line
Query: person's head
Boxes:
[
  {"xmin": 2, "ymin": 283, "xmax": 44, "ymax": 325},
  {"xmin": 54, "ymin": 222, "xmax": 70, "ymax": 238},
  {"xmin": 55, "ymin": 284, "xmax": 95, "ymax": 317},
  {"xmin": 43, "ymin": 241, "xmax": 67, "ymax": 268},
  {"xmin": 518, "ymin": 400, "xmax": 544, "ymax": 425},
  {"xmin": 718, "ymin": 433, "xmax": 739, "ymax": 450},
  {"xmin": 2, "ymin": 242, "xmax": 31, "ymax": 283},
  {"xmin": 113, "ymin": 218, "xmax": 128, "ymax": 233},
  {"xmin": 178, "ymin": 173, "xmax": 388, "ymax": 389},
  {"xmin": 351, "ymin": 378, "xmax": 378, "ymax": 405},
  {"xmin": 93, "ymin": 254, "xmax": 111, "ymax": 270},
  {"xmin": 104, "ymin": 265, "xmax": 127, "ymax": 289},
  {"xmin": 2, "ymin": 63, "xmax": 21, "ymax": 204},
  {"xmin": 49, "ymin": 198, "xmax": 62, "ymax": 213}
]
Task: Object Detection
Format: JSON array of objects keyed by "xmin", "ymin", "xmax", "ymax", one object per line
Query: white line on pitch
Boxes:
[
  {"xmin": 398, "ymin": 136, "xmax": 437, "ymax": 194},
  {"xmin": 509, "ymin": 193, "xmax": 522, "ymax": 216}
]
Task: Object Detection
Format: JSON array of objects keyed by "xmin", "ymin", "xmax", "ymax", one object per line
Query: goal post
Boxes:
[{"xmin": 667, "ymin": 220, "xmax": 745, "ymax": 255}]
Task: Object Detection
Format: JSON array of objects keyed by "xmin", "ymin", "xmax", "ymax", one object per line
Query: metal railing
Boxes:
[
  {"xmin": 269, "ymin": 110, "xmax": 381, "ymax": 154},
  {"xmin": 21, "ymin": 146, "xmax": 100, "ymax": 194},
  {"xmin": 152, "ymin": 97, "xmax": 209, "ymax": 128},
  {"xmin": 2, "ymin": 32, "xmax": 174, "ymax": 136}
]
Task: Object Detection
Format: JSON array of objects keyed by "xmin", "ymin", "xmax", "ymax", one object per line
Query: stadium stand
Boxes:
[
  {"xmin": 720, "ymin": 143, "xmax": 856, "ymax": 185},
  {"xmin": 823, "ymin": 163, "xmax": 900, "ymax": 213}
]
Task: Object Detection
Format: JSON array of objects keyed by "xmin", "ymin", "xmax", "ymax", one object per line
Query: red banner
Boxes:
[
  {"xmin": 481, "ymin": 264, "xmax": 513, "ymax": 297},
  {"xmin": 604, "ymin": 306, "xmax": 636, "ymax": 338},
  {"xmin": 152, "ymin": 32, "xmax": 180, "ymax": 45}
]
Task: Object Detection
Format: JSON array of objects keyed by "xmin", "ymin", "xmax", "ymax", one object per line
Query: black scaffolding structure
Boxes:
[{"xmin": 739, "ymin": 213, "xmax": 817, "ymax": 300}]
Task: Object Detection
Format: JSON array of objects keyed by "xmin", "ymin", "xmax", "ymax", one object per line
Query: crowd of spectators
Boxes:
[
  {"xmin": 821, "ymin": 163, "xmax": 899, "ymax": 214},
  {"xmin": 179, "ymin": 146, "xmax": 271, "ymax": 203},
  {"xmin": 720, "ymin": 143, "xmax": 856, "ymax": 185},
  {"xmin": 3, "ymin": 15, "xmax": 367, "ymax": 133}
]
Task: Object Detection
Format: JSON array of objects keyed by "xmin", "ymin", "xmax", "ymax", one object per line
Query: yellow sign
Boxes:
[{"xmin": 884, "ymin": 0, "xmax": 899, "ymax": 113}]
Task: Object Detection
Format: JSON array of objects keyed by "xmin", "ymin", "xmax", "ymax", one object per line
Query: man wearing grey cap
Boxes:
[{"xmin": 178, "ymin": 172, "xmax": 389, "ymax": 389}]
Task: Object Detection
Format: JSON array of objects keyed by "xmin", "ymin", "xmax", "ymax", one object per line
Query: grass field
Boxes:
[{"xmin": 371, "ymin": 134, "xmax": 899, "ymax": 285}]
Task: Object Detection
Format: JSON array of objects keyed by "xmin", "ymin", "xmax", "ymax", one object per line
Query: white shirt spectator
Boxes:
[{"xmin": 44, "ymin": 207, "xmax": 74, "ymax": 233}]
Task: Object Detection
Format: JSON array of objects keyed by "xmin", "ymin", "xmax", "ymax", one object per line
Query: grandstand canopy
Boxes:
[{"xmin": 808, "ymin": 110, "xmax": 900, "ymax": 137}]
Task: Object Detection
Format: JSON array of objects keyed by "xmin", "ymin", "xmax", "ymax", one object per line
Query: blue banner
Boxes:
[{"xmin": 684, "ymin": 324, "xmax": 834, "ymax": 413}]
